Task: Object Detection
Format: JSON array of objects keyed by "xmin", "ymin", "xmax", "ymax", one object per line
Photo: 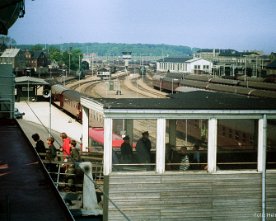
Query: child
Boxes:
[
  {"xmin": 46, "ymin": 136, "xmax": 57, "ymax": 162},
  {"xmin": 60, "ymin": 132, "xmax": 71, "ymax": 160},
  {"xmin": 70, "ymin": 140, "xmax": 80, "ymax": 162}
]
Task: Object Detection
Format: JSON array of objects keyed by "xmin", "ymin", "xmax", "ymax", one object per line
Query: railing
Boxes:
[{"xmin": 39, "ymin": 152, "xmax": 104, "ymax": 191}]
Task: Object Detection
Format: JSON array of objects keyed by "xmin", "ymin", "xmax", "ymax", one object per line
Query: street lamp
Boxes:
[
  {"xmin": 68, "ymin": 52, "xmax": 70, "ymax": 77},
  {"xmin": 68, "ymin": 47, "xmax": 72, "ymax": 77},
  {"xmin": 43, "ymin": 87, "xmax": 51, "ymax": 136}
]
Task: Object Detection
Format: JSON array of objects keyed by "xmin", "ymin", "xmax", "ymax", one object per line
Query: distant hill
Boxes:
[{"xmin": 17, "ymin": 42, "xmax": 197, "ymax": 57}]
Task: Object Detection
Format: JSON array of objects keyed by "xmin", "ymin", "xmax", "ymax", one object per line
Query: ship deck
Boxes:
[{"xmin": 0, "ymin": 119, "xmax": 74, "ymax": 221}]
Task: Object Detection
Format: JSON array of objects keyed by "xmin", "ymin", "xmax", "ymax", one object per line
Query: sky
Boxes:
[{"xmin": 9, "ymin": 0, "xmax": 276, "ymax": 54}]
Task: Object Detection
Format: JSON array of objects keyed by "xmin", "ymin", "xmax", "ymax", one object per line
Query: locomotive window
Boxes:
[
  {"xmin": 217, "ymin": 119, "xmax": 257, "ymax": 170},
  {"xmin": 267, "ymin": 120, "xmax": 276, "ymax": 169}
]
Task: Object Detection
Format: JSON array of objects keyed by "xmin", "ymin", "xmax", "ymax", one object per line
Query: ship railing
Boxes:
[{"xmin": 39, "ymin": 152, "xmax": 104, "ymax": 190}]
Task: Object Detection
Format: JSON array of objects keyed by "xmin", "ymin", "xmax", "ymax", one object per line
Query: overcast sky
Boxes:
[{"xmin": 9, "ymin": 0, "xmax": 276, "ymax": 54}]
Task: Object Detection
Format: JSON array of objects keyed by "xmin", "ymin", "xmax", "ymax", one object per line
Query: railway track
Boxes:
[
  {"xmin": 68, "ymin": 72, "xmax": 168, "ymax": 99},
  {"xmin": 123, "ymin": 74, "xmax": 168, "ymax": 98}
]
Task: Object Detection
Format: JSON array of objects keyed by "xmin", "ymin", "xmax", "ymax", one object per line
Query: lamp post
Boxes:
[
  {"xmin": 68, "ymin": 52, "xmax": 70, "ymax": 77},
  {"xmin": 27, "ymin": 76, "xmax": 29, "ymax": 102},
  {"xmin": 79, "ymin": 55, "xmax": 81, "ymax": 90},
  {"xmin": 43, "ymin": 87, "xmax": 51, "ymax": 136},
  {"xmin": 49, "ymin": 92, "xmax": 51, "ymax": 136},
  {"xmin": 68, "ymin": 47, "xmax": 72, "ymax": 78},
  {"xmin": 26, "ymin": 70, "xmax": 31, "ymax": 102}
]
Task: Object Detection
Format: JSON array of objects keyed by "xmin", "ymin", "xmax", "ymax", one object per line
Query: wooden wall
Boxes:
[{"xmin": 103, "ymin": 171, "xmax": 276, "ymax": 221}]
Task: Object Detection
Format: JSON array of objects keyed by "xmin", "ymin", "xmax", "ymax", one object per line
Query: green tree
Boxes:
[
  {"xmin": 49, "ymin": 47, "xmax": 64, "ymax": 67},
  {"xmin": 63, "ymin": 48, "xmax": 83, "ymax": 71},
  {"xmin": 31, "ymin": 44, "xmax": 44, "ymax": 51},
  {"xmin": 0, "ymin": 35, "xmax": 16, "ymax": 48}
]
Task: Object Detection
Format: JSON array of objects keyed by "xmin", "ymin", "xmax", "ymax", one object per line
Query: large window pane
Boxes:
[
  {"xmin": 217, "ymin": 119, "xmax": 258, "ymax": 170},
  {"xmin": 113, "ymin": 119, "xmax": 156, "ymax": 171},
  {"xmin": 166, "ymin": 119, "xmax": 208, "ymax": 171}
]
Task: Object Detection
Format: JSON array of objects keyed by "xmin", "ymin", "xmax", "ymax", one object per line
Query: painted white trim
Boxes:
[
  {"xmin": 258, "ymin": 115, "xmax": 267, "ymax": 172},
  {"xmin": 156, "ymin": 119, "xmax": 166, "ymax": 174},
  {"xmin": 81, "ymin": 106, "xmax": 89, "ymax": 152},
  {"xmin": 103, "ymin": 118, "xmax": 113, "ymax": 175},
  {"xmin": 81, "ymin": 97, "xmax": 103, "ymax": 113},
  {"xmin": 208, "ymin": 118, "xmax": 217, "ymax": 173},
  {"xmin": 102, "ymin": 109, "xmax": 276, "ymax": 119}
]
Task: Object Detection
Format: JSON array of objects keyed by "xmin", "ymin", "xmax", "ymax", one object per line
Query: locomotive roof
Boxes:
[{"xmin": 88, "ymin": 91, "xmax": 276, "ymax": 110}]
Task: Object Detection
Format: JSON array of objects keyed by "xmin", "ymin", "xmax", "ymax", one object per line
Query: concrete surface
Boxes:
[{"xmin": 15, "ymin": 101, "xmax": 82, "ymax": 144}]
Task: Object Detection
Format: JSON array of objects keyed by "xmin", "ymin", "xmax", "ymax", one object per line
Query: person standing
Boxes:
[
  {"xmin": 60, "ymin": 132, "xmax": 71, "ymax": 160},
  {"xmin": 46, "ymin": 136, "xmax": 58, "ymax": 162},
  {"xmin": 32, "ymin": 133, "xmax": 46, "ymax": 159},
  {"xmin": 120, "ymin": 135, "xmax": 133, "ymax": 164},
  {"xmin": 45, "ymin": 136, "xmax": 58, "ymax": 174},
  {"xmin": 70, "ymin": 140, "xmax": 80, "ymax": 162},
  {"xmin": 136, "ymin": 131, "xmax": 152, "ymax": 170}
]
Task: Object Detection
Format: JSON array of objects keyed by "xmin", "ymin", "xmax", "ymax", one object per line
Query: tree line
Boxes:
[{"xmin": 17, "ymin": 42, "xmax": 196, "ymax": 57}]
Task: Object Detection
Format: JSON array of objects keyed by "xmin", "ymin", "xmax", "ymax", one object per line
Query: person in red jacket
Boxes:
[{"xmin": 60, "ymin": 132, "xmax": 71, "ymax": 160}]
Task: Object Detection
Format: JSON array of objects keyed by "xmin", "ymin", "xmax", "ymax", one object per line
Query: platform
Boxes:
[{"xmin": 15, "ymin": 101, "xmax": 82, "ymax": 146}]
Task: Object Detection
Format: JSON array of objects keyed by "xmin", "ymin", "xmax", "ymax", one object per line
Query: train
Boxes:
[
  {"xmin": 49, "ymin": 83, "xmax": 124, "ymax": 148},
  {"xmin": 152, "ymin": 73, "xmax": 276, "ymax": 98}
]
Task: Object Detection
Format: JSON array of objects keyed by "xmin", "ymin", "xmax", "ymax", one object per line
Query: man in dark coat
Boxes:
[
  {"xmin": 120, "ymin": 135, "xmax": 133, "ymax": 164},
  {"xmin": 136, "ymin": 131, "xmax": 152, "ymax": 170}
]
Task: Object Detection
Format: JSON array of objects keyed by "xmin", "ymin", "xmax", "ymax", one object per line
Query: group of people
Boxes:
[
  {"xmin": 31, "ymin": 132, "xmax": 81, "ymax": 165},
  {"xmin": 118, "ymin": 131, "xmax": 153, "ymax": 170}
]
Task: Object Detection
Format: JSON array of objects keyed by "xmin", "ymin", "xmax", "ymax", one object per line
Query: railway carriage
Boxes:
[
  {"xmin": 51, "ymin": 84, "xmax": 69, "ymax": 107},
  {"xmin": 62, "ymin": 90, "xmax": 82, "ymax": 121}
]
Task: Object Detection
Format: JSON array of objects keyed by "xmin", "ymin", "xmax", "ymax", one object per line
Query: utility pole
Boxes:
[{"xmin": 68, "ymin": 47, "xmax": 72, "ymax": 77}]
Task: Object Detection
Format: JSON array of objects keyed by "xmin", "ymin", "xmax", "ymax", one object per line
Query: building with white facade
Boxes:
[{"xmin": 156, "ymin": 57, "xmax": 212, "ymax": 74}]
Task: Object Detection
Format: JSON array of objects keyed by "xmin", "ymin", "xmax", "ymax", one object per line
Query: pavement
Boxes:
[{"xmin": 15, "ymin": 101, "xmax": 82, "ymax": 147}]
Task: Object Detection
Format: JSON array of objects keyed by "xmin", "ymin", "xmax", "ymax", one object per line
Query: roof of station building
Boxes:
[
  {"xmin": 89, "ymin": 91, "xmax": 276, "ymax": 110},
  {"xmin": 15, "ymin": 76, "xmax": 49, "ymax": 85}
]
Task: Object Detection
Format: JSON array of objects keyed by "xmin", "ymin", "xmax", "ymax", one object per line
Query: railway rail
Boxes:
[{"xmin": 125, "ymin": 75, "xmax": 168, "ymax": 98}]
